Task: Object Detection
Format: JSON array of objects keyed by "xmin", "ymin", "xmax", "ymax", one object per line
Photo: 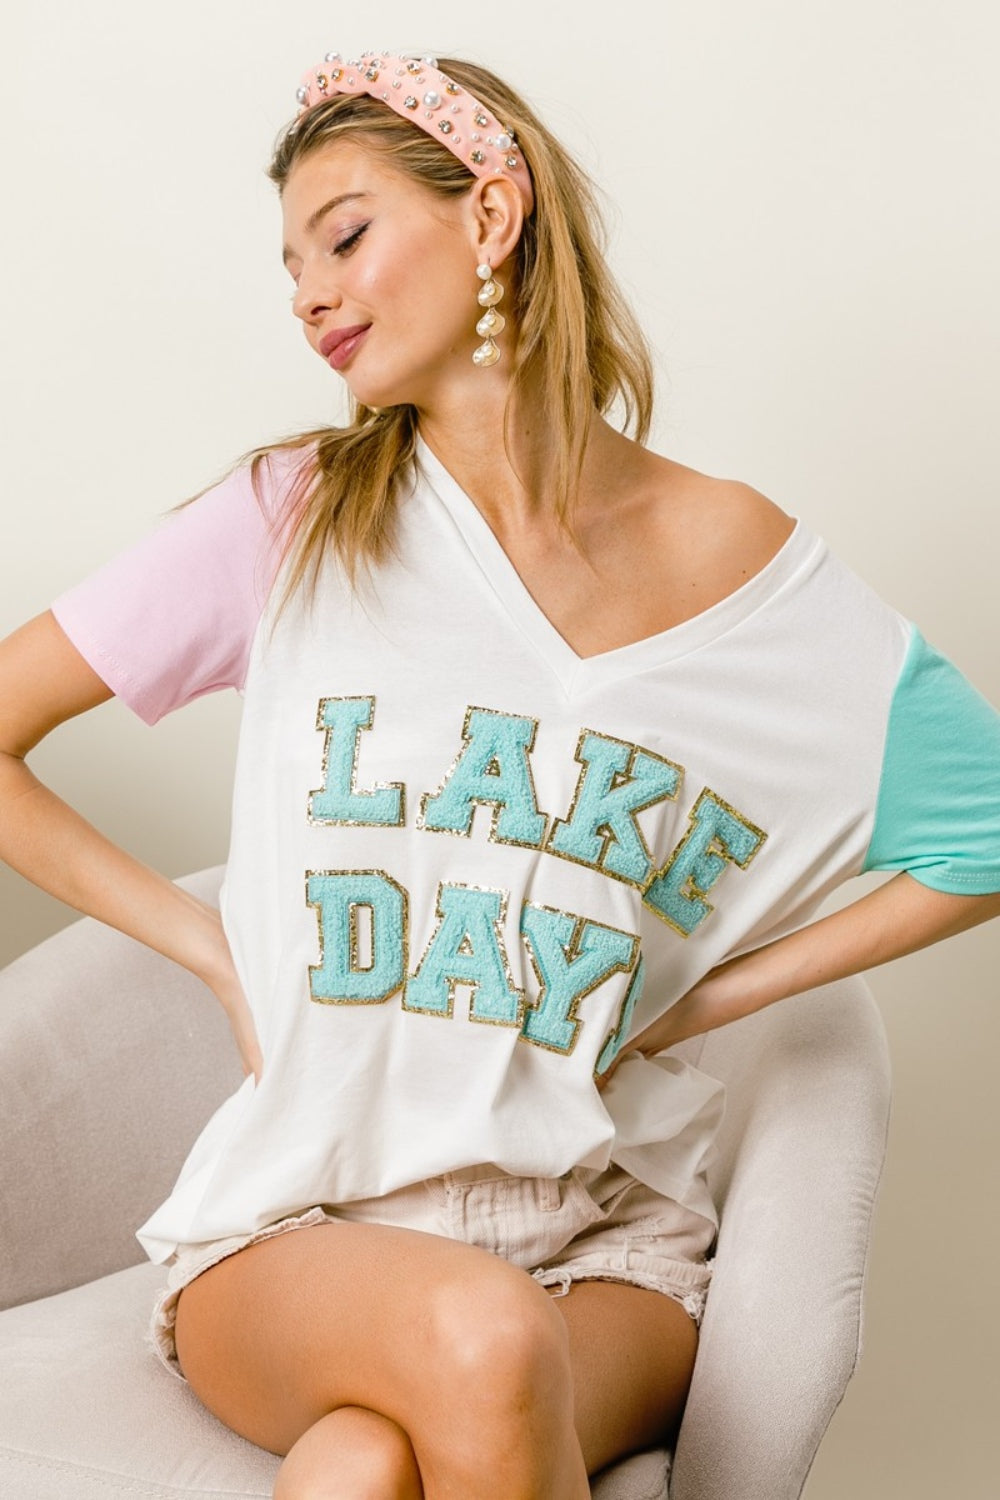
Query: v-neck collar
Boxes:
[{"xmin": 414, "ymin": 433, "xmax": 822, "ymax": 697}]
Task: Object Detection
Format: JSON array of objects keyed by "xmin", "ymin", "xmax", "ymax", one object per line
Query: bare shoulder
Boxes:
[
  {"xmin": 640, "ymin": 451, "xmax": 796, "ymax": 579},
  {"xmin": 579, "ymin": 429, "xmax": 798, "ymax": 623},
  {"xmin": 652, "ymin": 451, "xmax": 792, "ymax": 532}
]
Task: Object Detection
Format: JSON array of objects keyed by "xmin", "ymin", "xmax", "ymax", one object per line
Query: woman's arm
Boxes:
[
  {"xmin": 599, "ymin": 873, "xmax": 1000, "ymax": 1081},
  {"xmin": 0, "ymin": 611, "xmax": 262, "ymax": 1078}
]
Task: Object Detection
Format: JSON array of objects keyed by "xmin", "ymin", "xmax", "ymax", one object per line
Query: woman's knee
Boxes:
[
  {"xmin": 426, "ymin": 1262, "xmax": 575, "ymax": 1421},
  {"xmin": 408, "ymin": 1266, "xmax": 588, "ymax": 1495},
  {"xmin": 273, "ymin": 1406, "xmax": 422, "ymax": 1500}
]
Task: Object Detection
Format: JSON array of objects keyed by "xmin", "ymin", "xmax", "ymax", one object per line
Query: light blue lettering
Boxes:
[
  {"xmin": 306, "ymin": 871, "xmax": 407, "ymax": 1004},
  {"xmin": 643, "ymin": 789, "xmax": 766, "ymax": 935},
  {"xmin": 547, "ymin": 732, "xmax": 682, "ymax": 885},
  {"xmin": 405, "ymin": 883, "xmax": 523, "ymax": 1024},
  {"xmin": 308, "ymin": 697, "xmax": 404, "ymax": 827},
  {"xmin": 519, "ymin": 904, "xmax": 638, "ymax": 1054},
  {"xmin": 594, "ymin": 957, "xmax": 646, "ymax": 1076},
  {"xmin": 418, "ymin": 707, "xmax": 546, "ymax": 847}
]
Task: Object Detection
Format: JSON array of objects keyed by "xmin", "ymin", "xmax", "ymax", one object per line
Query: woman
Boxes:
[{"xmin": 1, "ymin": 48, "xmax": 998, "ymax": 1499}]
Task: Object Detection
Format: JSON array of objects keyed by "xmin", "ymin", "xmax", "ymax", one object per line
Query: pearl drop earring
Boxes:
[{"xmin": 472, "ymin": 262, "xmax": 506, "ymax": 367}]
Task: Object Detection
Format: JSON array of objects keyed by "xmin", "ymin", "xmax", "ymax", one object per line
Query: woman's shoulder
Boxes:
[
  {"xmin": 645, "ymin": 449, "xmax": 793, "ymax": 540},
  {"xmin": 627, "ymin": 447, "xmax": 798, "ymax": 601}
]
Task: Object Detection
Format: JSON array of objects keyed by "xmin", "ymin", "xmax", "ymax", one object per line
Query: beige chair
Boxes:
[{"xmin": 0, "ymin": 867, "xmax": 890, "ymax": 1499}]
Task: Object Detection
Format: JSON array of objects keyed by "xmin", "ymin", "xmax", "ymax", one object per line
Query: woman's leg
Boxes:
[
  {"xmin": 174, "ymin": 1223, "xmax": 699, "ymax": 1497},
  {"xmin": 273, "ymin": 1406, "xmax": 422, "ymax": 1500},
  {"xmin": 266, "ymin": 1285, "xmax": 697, "ymax": 1494},
  {"xmin": 174, "ymin": 1220, "xmax": 590, "ymax": 1500},
  {"xmin": 550, "ymin": 1278, "xmax": 699, "ymax": 1473}
]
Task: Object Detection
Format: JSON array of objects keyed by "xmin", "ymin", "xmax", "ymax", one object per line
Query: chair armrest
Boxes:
[
  {"xmin": 669, "ymin": 977, "xmax": 891, "ymax": 1500},
  {"xmin": 0, "ymin": 867, "xmax": 242, "ymax": 1310}
]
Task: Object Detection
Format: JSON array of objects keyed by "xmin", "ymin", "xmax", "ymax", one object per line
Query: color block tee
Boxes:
[{"xmin": 50, "ymin": 436, "xmax": 1000, "ymax": 1263}]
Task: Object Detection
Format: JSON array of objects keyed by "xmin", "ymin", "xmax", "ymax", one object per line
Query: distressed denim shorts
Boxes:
[{"xmin": 150, "ymin": 1161, "xmax": 716, "ymax": 1379}]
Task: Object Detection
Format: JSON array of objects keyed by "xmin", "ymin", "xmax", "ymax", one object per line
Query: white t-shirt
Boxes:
[{"xmin": 52, "ymin": 435, "xmax": 1000, "ymax": 1263}]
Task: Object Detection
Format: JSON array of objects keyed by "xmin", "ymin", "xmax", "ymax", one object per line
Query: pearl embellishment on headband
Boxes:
[{"xmin": 293, "ymin": 49, "xmax": 535, "ymax": 214}]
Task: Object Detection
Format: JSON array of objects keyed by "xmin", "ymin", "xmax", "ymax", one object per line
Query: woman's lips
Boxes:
[{"xmin": 322, "ymin": 324, "xmax": 371, "ymax": 370}]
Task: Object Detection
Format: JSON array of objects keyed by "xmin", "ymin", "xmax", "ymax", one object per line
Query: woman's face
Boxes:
[{"xmin": 281, "ymin": 140, "xmax": 484, "ymax": 411}]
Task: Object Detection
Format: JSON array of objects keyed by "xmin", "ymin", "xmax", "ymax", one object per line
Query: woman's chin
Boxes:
[{"xmin": 343, "ymin": 376, "xmax": 409, "ymax": 412}]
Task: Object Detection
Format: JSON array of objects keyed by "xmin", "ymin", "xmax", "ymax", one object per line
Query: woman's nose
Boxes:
[{"xmin": 292, "ymin": 265, "xmax": 342, "ymax": 325}]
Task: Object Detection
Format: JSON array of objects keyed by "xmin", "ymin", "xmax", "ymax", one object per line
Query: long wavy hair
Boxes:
[{"xmin": 249, "ymin": 56, "xmax": 656, "ymax": 600}]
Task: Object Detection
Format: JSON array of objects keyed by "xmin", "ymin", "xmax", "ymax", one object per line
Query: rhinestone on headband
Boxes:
[{"xmin": 293, "ymin": 49, "xmax": 534, "ymax": 214}]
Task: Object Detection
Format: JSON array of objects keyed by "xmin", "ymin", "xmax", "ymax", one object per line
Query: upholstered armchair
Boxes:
[{"xmin": 0, "ymin": 867, "xmax": 890, "ymax": 1499}]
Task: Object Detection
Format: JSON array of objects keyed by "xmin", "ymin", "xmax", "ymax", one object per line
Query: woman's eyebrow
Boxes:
[{"xmin": 282, "ymin": 191, "xmax": 374, "ymax": 265}]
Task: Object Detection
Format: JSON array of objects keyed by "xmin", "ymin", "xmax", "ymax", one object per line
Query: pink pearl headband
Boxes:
[{"xmin": 294, "ymin": 50, "xmax": 535, "ymax": 215}]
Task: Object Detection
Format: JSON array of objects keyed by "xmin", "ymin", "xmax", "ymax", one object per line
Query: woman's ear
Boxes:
[{"xmin": 466, "ymin": 173, "xmax": 524, "ymax": 271}]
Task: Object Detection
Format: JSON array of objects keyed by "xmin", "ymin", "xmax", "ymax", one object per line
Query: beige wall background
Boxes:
[{"xmin": 1, "ymin": 3, "xmax": 996, "ymax": 1493}]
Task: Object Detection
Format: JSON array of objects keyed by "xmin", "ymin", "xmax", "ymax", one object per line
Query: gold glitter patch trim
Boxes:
[
  {"xmin": 519, "ymin": 900, "xmax": 640, "ymax": 1057},
  {"xmin": 642, "ymin": 787, "xmax": 768, "ymax": 937},
  {"xmin": 308, "ymin": 695, "xmax": 406, "ymax": 828},
  {"xmin": 305, "ymin": 867, "xmax": 409, "ymax": 1005},
  {"xmin": 416, "ymin": 704, "xmax": 548, "ymax": 848},
  {"xmin": 544, "ymin": 727, "xmax": 684, "ymax": 890}
]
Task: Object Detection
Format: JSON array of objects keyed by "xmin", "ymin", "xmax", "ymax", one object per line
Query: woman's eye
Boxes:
[{"xmin": 333, "ymin": 224, "xmax": 369, "ymax": 256}]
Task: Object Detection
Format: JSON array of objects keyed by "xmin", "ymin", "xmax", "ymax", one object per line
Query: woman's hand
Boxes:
[
  {"xmin": 211, "ymin": 977, "xmax": 264, "ymax": 1083},
  {"xmin": 190, "ymin": 902, "xmax": 264, "ymax": 1083},
  {"xmin": 595, "ymin": 972, "xmax": 725, "ymax": 1090},
  {"xmin": 597, "ymin": 874, "xmax": 1000, "ymax": 1089}
]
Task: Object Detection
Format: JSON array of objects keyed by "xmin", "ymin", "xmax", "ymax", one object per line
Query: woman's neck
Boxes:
[{"xmin": 415, "ymin": 397, "xmax": 639, "ymax": 535}]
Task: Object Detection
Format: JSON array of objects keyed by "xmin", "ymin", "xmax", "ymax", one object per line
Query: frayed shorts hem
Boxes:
[
  {"xmin": 149, "ymin": 1165, "xmax": 715, "ymax": 1381},
  {"xmin": 530, "ymin": 1266, "xmax": 711, "ymax": 1324}
]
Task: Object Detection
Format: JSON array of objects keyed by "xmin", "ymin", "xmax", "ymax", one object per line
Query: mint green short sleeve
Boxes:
[{"xmin": 863, "ymin": 626, "xmax": 1000, "ymax": 894}]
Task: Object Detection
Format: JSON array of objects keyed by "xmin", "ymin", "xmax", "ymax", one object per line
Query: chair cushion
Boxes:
[
  {"xmin": 0, "ymin": 871, "xmax": 242, "ymax": 1310},
  {"xmin": 0, "ymin": 1263, "xmax": 278, "ymax": 1499},
  {"xmin": 0, "ymin": 1262, "xmax": 668, "ymax": 1499}
]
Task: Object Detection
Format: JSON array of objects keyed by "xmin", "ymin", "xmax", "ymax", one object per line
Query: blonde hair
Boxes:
[{"xmin": 251, "ymin": 56, "xmax": 656, "ymax": 599}]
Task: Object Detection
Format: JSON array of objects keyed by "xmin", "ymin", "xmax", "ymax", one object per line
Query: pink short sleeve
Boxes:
[{"xmin": 51, "ymin": 447, "xmax": 311, "ymax": 726}]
